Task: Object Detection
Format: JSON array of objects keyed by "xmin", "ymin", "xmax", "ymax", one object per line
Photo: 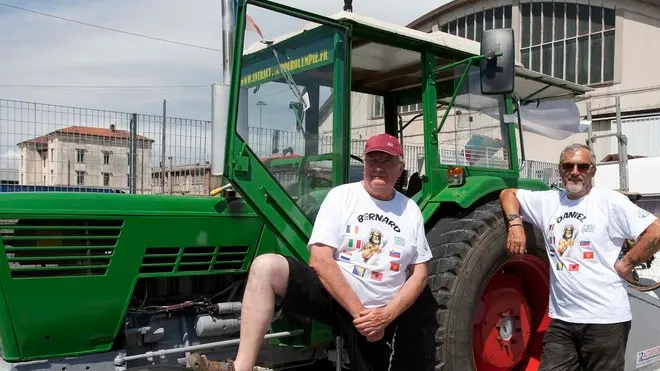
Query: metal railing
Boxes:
[
  {"xmin": 0, "ymin": 98, "xmax": 561, "ymax": 196},
  {"xmin": 0, "ymin": 99, "xmax": 210, "ymax": 195}
]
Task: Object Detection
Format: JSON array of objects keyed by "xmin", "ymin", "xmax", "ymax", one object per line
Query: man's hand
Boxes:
[
  {"xmin": 506, "ymin": 224, "xmax": 527, "ymax": 256},
  {"xmin": 353, "ymin": 307, "xmax": 393, "ymax": 337},
  {"xmin": 615, "ymin": 258, "xmax": 635, "ymax": 282},
  {"xmin": 366, "ymin": 328, "xmax": 384, "ymax": 342}
]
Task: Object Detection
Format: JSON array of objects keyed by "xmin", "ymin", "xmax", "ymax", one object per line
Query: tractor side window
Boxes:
[
  {"xmin": 435, "ymin": 62, "xmax": 509, "ymax": 169},
  {"xmin": 236, "ymin": 4, "xmax": 346, "ymax": 221},
  {"xmin": 346, "ymin": 41, "xmax": 424, "ymax": 196}
]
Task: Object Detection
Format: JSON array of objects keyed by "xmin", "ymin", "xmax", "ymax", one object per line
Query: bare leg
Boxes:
[{"xmin": 233, "ymin": 254, "xmax": 290, "ymax": 371}]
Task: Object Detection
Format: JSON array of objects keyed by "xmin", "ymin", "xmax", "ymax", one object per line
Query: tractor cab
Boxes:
[{"xmin": 218, "ymin": 0, "xmax": 592, "ymax": 254}]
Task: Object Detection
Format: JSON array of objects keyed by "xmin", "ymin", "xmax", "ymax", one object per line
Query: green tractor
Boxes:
[{"xmin": 0, "ymin": 1, "xmax": 592, "ymax": 370}]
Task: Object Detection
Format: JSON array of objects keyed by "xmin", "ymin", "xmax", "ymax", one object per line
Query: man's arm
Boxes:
[
  {"xmin": 383, "ymin": 262, "xmax": 427, "ymax": 319},
  {"xmin": 617, "ymin": 219, "xmax": 660, "ymax": 272},
  {"xmin": 499, "ymin": 188, "xmax": 523, "ymax": 224},
  {"xmin": 308, "ymin": 243, "xmax": 365, "ymax": 319},
  {"xmin": 499, "ymin": 188, "xmax": 527, "ymax": 256}
]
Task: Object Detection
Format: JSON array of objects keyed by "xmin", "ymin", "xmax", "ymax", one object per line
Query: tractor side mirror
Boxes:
[{"xmin": 479, "ymin": 28, "xmax": 515, "ymax": 95}]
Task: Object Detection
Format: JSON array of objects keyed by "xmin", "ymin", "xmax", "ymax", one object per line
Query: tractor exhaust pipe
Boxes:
[
  {"xmin": 211, "ymin": 0, "xmax": 236, "ymax": 177},
  {"xmin": 212, "ymin": 0, "xmax": 248, "ymax": 179}
]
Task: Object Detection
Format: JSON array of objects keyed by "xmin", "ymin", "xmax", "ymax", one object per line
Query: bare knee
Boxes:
[{"xmin": 248, "ymin": 253, "xmax": 289, "ymax": 297}]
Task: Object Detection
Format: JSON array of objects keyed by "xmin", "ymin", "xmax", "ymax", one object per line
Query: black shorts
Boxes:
[
  {"xmin": 538, "ymin": 318, "xmax": 631, "ymax": 371},
  {"xmin": 277, "ymin": 255, "xmax": 398, "ymax": 371}
]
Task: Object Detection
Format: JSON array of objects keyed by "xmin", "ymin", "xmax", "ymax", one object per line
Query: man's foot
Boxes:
[{"xmin": 188, "ymin": 353, "xmax": 235, "ymax": 371}]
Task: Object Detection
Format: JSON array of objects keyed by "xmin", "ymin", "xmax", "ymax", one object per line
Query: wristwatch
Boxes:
[{"xmin": 506, "ymin": 214, "xmax": 521, "ymax": 222}]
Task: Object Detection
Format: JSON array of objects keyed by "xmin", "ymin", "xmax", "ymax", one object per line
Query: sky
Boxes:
[{"xmin": 0, "ymin": 0, "xmax": 450, "ymax": 169}]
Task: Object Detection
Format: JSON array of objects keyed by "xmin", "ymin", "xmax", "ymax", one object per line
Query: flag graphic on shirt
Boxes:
[
  {"xmin": 345, "ymin": 224, "xmax": 359, "ymax": 234},
  {"xmin": 352, "ymin": 265, "xmax": 366, "ymax": 277},
  {"xmin": 394, "ymin": 236, "xmax": 405, "ymax": 246},
  {"xmin": 339, "ymin": 252, "xmax": 352, "ymax": 261},
  {"xmin": 547, "ymin": 236, "xmax": 556, "ymax": 245},
  {"xmin": 580, "ymin": 240, "xmax": 591, "ymax": 248},
  {"xmin": 568, "ymin": 263, "xmax": 579, "ymax": 271},
  {"xmin": 389, "ymin": 251, "xmax": 401, "ymax": 259},
  {"xmin": 556, "ymin": 262, "xmax": 564, "ymax": 270},
  {"xmin": 370, "ymin": 271, "xmax": 383, "ymax": 281},
  {"xmin": 348, "ymin": 239, "xmax": 362, "ymax": 249},
  {"xmin": 583, "ymin": 251, "xmax": 594, "ymax": 259},
  {"xmin": 390, "ymin": 262, "xmax": 400, "ymax": 272},
  {"xmin": 549, "ymin": 224, "xmax": 555, "ymax": 232}
]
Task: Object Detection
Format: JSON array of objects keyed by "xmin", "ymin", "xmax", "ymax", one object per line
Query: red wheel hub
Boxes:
[{"xmin": 472, "ymin": 255, "xmax": 550, "ymax": 371}]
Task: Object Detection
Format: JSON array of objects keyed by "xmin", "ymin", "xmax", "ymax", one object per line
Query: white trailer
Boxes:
[{"xmin": 589, "ymin": 118, "xmax": 660, "ymax": 369}]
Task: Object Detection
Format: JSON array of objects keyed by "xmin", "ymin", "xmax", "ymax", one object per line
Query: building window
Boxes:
[
  {"xmin": 103, "ymin": 151, "xmax": 110, "ymax": 165},
  {"xmin": 102, "ymin": 172, "xmax": 110, "ymax": 186},
  {"xmin": 127, "ymin": 174, "xmax": 131, "ymax": 188},
  {"xmin": 76, "ymin": 171, "xmax": 85, "ymax": 185},
  {"xmin": 371, "ymin": 96, "xmax": 422, "ymax": 119},
  {"xmin": 440, "ymin": 5, "xmax": 512, "ymax": 43},
  {"xmin": 76, "ymin": 149, "xmax": 85, "ymax": 163},
  {"xmin": 519, "ymin": 2, "xmax": 615, "ymax": 86},
  {"xmin": 372, "ymin": 96, "xmax": 384, "ymax": 118}
]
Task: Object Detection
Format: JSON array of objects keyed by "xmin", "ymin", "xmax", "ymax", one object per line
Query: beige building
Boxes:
[
  {"xmin": 17, "ymin": 125, "xmax": 153, "ymax": 191},
  {"xmin": 320, "ymin": 0, "xmax": 660, "ymax": 169},
  {"xmin": 150, "ymin": 162, "xmax": 220, "ymax": 196},
  {"xmin": 406, "ymin": 0, "xmax": 660, "ymax": 163}
]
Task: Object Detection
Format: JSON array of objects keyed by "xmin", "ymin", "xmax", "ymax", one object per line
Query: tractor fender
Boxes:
[{"xmin": 429, "ymin": 175, "xmax": 551, "ymax": 210}]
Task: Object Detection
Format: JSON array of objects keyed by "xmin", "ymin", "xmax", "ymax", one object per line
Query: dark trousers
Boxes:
[
  {"xmin": 539, "ymin": 318, "xmax": 631, "ymax": 371},
  {"xmin": 277, "ymin": 256, "xmax": 398, "ymax": 371}
]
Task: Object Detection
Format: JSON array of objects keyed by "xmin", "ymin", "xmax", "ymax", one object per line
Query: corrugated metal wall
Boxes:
[{"xmin": 609, "ymin": 115, "xmax": 660, "ymax": 157}]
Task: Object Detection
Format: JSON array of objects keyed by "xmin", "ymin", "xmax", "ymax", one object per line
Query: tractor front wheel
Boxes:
[{"xmin": 403, "ymin": 199, "xmax": 551, "ymax": 371}]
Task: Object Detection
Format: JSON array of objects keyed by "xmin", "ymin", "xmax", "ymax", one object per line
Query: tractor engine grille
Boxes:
[
  {"xmin": 139, "ymin": 245, "xmax": 248, "ymax": 274},
  {"xmin": 0, "ymin": 218, "xmax": 123, "ymax": 279}
]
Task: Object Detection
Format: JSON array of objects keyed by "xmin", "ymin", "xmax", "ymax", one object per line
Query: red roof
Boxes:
[{"xmin": 18, "ymin": 125, "xmax": 153, "ymax": 146}]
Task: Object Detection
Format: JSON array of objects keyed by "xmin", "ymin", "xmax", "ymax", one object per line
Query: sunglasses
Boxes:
[{"xmin": 560, "ymin": 162, "xmax": 592, "ymax": 172}]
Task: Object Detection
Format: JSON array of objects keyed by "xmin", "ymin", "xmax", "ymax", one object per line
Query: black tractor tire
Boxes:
[{"xmin": 390, "ymin": 199, "xmax": 548, "ymax": 371}]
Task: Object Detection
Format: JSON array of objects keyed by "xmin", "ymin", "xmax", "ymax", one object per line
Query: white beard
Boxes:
[{"xmin": 565, "ymin": 182, "xmax": 584, "ymax": 194}]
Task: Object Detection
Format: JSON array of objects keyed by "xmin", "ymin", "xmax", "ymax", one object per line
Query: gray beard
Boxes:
[{"xmin": 565, "ymin": 181, "xmax": 586, "ymax": 197}]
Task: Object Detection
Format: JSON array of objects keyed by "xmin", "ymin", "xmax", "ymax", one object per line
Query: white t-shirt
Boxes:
[
  {"xmin": 516, "ymin": 187, "xmax": 658, "ymax": 324},
  {"xmin": 307, "ymin": 181, "xmax": 433, "ymax": 308}
]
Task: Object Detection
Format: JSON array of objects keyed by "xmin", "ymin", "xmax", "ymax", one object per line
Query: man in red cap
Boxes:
[{"xmin": 214, "ymin": 133, "xmax": 432, "ymax": 371}]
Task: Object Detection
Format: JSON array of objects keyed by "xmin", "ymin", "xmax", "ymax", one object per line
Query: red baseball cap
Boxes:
[{"xmin": 364, "ymin": 133, "xmax": 403, "ymax": 157}]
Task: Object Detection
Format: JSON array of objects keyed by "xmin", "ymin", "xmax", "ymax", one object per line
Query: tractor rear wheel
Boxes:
[{"xmin": 394, "ymin": 199, "xmax": 551, "ymax": 371}]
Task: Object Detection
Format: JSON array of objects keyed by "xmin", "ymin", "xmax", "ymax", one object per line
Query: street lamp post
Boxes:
[{"xmin": 256, "ymin": 100, "xmax": 267, "ymax": 128}]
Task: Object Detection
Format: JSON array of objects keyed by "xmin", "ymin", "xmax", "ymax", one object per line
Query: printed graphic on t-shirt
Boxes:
[
  {"xmin": 547, "ymin": 212, "xmax": 594, "ymax": 273},
  {"xmin": 337, "ymin": 223, "xmax": 405, "ymax": 283},
  {"xmin": 361, "ymin": 229, "xmax": 384, "ymax": 264},
  {"xmin": 557, "ymin": 224, "xmax": 577, "ymax": 256}
]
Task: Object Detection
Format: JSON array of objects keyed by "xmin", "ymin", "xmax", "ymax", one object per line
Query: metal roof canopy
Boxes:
[{"xmin": 242, "ymin": 10, "xmax": 593, "ymax": 104}]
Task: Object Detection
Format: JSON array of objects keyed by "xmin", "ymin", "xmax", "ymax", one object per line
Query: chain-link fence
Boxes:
[
  {"xmin": 0, "ymin": 99, "xmax": 210, "ymax": 195},
  {"xmin": 0, "ymin": 98, "xmax": 560, "ymax": 196}
]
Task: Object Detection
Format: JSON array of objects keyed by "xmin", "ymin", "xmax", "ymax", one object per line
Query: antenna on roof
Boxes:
[{"xmin": 343, "ymin": 0, "xmax": 352, "ymax": 12}]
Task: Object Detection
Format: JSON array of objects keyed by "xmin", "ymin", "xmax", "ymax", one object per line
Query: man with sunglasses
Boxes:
[
  {"xmin": 211, "ymin": 133, "xmax": 432, "ymax": 371},
  {"xmin": 499, "ymin": 143, "xmax": 660, "ymax": 371}
]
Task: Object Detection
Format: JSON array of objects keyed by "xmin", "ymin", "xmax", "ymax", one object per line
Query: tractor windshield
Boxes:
[
  {"xmin": 435, "ymin": 65, "xmax": 509, "ymax": 170},
  {"xmin": 232, "ymin": 2, "xmax": 351, "ymax": 221}
]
